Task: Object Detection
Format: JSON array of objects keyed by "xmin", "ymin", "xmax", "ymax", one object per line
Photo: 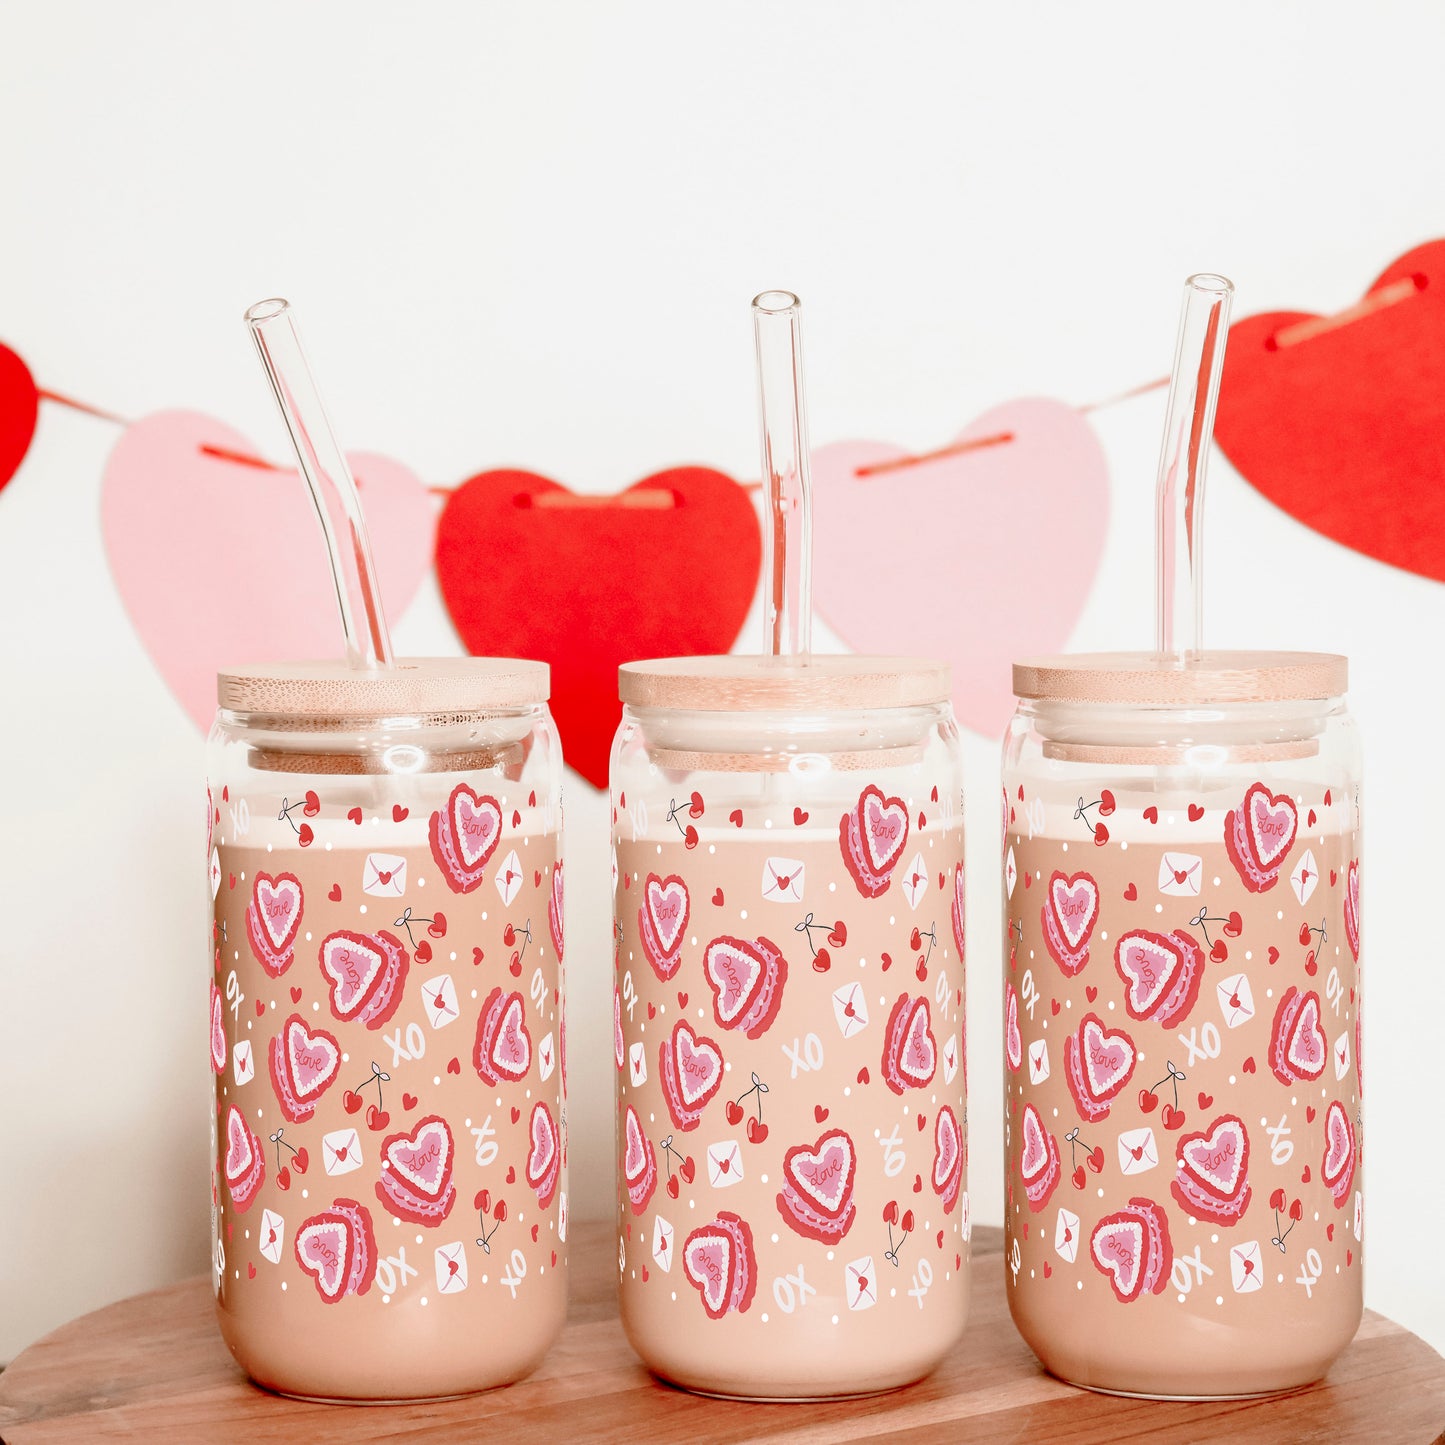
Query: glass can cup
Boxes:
[
  {"xmin": 1001, "ymin": 652, "xmax": 1362, "ymax": 1398},
  {"xmin": 611, "ymin": 656, "xmax": 970, "ymax": 1399},
  {"xmin": 207, "ymin": 659, "xmax": 567, "ymax": 1401}
]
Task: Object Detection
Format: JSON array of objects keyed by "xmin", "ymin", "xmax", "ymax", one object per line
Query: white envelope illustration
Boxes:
[
  {"xmin": 363, "ymin": 852, "xmax": 407, "ymax": 898},
  {"xmin": 652, "ymin": 1215, "xmax": 674, "ymax": 1272},
  {"xmin": 846, "ymin": 1255, "xmax": 877, "ymax": 1311},
  {"xmin": 494, "ymin": 848, "xmax": 524, "ymax": 906},
  {"xmin": 1029, "ymin": 1039, "xmax": 1050, "ymax": 1086},
  {"xmin": 1005, "ymin": 847, "xmax": 1017, "ymax": 899},
  {"xmin": 1158, "ymin": 852, "xmax": 1202, "ymax": 897},
  {"xmin": 1334, "ymin": 1031, "xmax": 1351, "ymax": 1080},
  {"xmin": 1231, "ymin": 1239, "xmax": 1263, "ymax": 1294},
  {"xmin": 209, "ymin": 848, "xmax": 222, "ymax": 900},
  {"xmin": 1055, "ymin": 1208, "xmax": 1080, "ymax": 1263},
  {"xmin": 761, "ymin": 857, "xmax": 805, "ymax": 903},
  {"xmin": 538, "ymin": 1031, "xmax": 556, "ymax": 1082},
  {"xmin": 233, "ymin": 1039, "xmax": 255, "ymax": 1087},
  {"xmin": 423, "ymin": 973, "xmax": 459, "ymax": 1030},
  {"xmin": 1216, "ymin": 973, "xmax": 1255, "ymax": 1030},
  {"xmin": 707, "ymin": 1140, "xmax": 744, "ymax": 1189},
  {"xmin": 434, "ymin": 1241, "xmax": 468, "ymax": 1293},
  {"xmin": 323, "ymin": 1127, "xmax": 363, "ymax": 1176},
  {"xmin": 559, "ymin": 1191, "xmax": 568, "ymax": 1243},
  {"xmin": 258, "ymin": 1208, "xmax": 285, "ymax": 1265},
  {"xmin": 1291, "ymin": 848, "xmax": 1319, "ymax": 906},
  {"xmin": 630, "ymin": 1041, "xmax": 648, "ymax": 1087},
  {"xmin": 832, "ymin": 983, "xmax": 869, "ymax": 1039},
  {"xmin": 943, "ymin": 1033, "xmax": 960, "ymax": 1085},
  {"xmin": 1117, "ymin": 1126, "xmax": 1158, "ymax": 1176},
  {"xmin": 901, "ymin": 852, "xmax": 929, "ymax": 910}
]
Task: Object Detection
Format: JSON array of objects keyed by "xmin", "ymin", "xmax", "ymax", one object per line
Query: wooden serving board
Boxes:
[{"xmin": 1, "ymin": 1223, "xmax": 1442, "ymax": 1443}]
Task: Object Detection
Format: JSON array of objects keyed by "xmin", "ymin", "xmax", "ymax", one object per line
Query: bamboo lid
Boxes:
[
  {"xmin": 218, "ymin": 658, "xmax": 549, "ymax": 717},
  {"xmin": 619, "ymin": 655, "xmax": 951, "ymax": 712},
  {"xmin": 1012, "ymin": 650, "xmax": 1348, "ymax": 706}
]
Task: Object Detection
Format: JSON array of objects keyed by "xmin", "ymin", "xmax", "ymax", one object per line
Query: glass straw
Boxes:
[
  {"xmin": 1153, "ymin": 273, "xmax": 1234, "ymax": 666},
  {"xmin": 752, "ymin": 290, "xmax": 813, "ymax": 662},
  {"xmin": 245, "ymin": 298, "xmax": 394, "ymax": 669}
]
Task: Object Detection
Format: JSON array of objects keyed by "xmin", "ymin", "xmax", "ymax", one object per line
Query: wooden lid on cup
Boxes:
[
  {"xmin": 1012, "ymin": 650, "xmax": 1348, "ymax": 706},
  {"xmin": 218, "ymin": 658, "xmax": 550, "ymax": 717},
  {"xmin": 619, "ymin": 655, "xmax": 951, "ymax": 712}
]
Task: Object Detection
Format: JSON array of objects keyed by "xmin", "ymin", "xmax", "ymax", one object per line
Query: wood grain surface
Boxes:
[{"xmin": 1, "ymin": 1223, "xmax": 1441, "ymax": 1443}]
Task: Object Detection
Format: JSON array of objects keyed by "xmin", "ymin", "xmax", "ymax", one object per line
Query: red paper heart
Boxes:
[
  {"xmin": 436, "ymin": 467, "xmax": 760, "ymax": 788},
  {"xmin": 0, "ymin": 342, "xmax": 39, "ymax": 493},
  {"xmin": 1216, "ymin": 241, "xmax": 1445, "ymax": 581}
]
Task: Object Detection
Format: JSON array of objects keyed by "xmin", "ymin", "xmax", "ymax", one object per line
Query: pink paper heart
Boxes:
[
  {"xmin": 101, "ymin": 411, "xmax": 433, "ymax": 729},
  {"xmin": 811, "ymin": 398, "xmax": 1108, "ymax": 737}
]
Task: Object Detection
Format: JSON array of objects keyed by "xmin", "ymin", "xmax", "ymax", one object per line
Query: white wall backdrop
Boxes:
[{"xmin": 2, "ymin": 0, "xmax": 1443, "ymax": 1364}]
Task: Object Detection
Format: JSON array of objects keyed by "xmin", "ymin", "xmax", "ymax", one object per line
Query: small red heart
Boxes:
[
  {"xmin": 347, "ymin": 807, "xmax": 363, "ymax": 825},
  {"xmin": 302, "ymin": 790, "xmax": 321, "ymax": 817},
  {"xmin": 912, "ymin": 1175, "xmax": 923, "ymax": 1195},
  {"xmin": 1098, "ymin": 788, "xmax": 1116, "ymax": 817},
  {"xmin": 622, "ymin": 873, "xmax": 630, "ymax": 890},
  {"xmin": 1143, "ymin": 806, "xmax": 1159, "ymax": 824},
  {"xmin": 1347, "ymin": 1249, "xmax": 1353, "ymax": 1266},
  {"xmin": 1307, "ymin": 808, "xmax": 1317, "ymax": 827},
  {"xmin": 793, "ymin": 807, "xmax": 808, "ymax": 825},
  {"xmin": 1188, "ymin": 804, "xmax": 1204, "ymax": 821},
  {"xmin": 1327, "ymin": 1223, "xmax": 1335, "ymax": 1241},
  {"xmin": 936, "ymin": 1229, "xmax": 945, "ymax": 1249},
  {"xmin": 916, "ymin": 1113, "xmax": 927, "ymax": 1132},
  {"xmin": 1123, "ymin": 882, "xmax": 1137, "ymax": 900},
  {"xmin": 708, "ymin": 887, "xmax": 724, "ymax": 907},
  {"xmin": 857, "ymin": 1068, "xmax": 870, "ymax": 1085},
  {"xmin": 647, "ymin": 1002, "xmax": 656, "ymax": 1019},
  {"xmin": 298, "ymin": 823, "xmax": 314, "ymax": 847},
  {"xmin": 641, "ymin": 1265, "xmax": 648, "ymax": 1282},
  {"xmin": 290, "ymin": 986, "xmax": 303, "ymax": 1003},
  {"xmin": 534, "ymin": 869, "xmax": 542, "ymax": 886},
  {"xmin": 1330, "ymin": 869, "xmax": 1338, "ymax": 885},
  {"xmin": 402, "ymin": 1092, "xmax": 418, "ymax": 1110},
  {"xmin": 880, "ymin": 952, "xmax": 892, "ymax": 971},
  {"xmin": 814, "ymin": 948, "xmax": 832, "ymax": 973},
  {"xmin": 531, "ymin": 1224, "xmax": 540, "ymax": 1243},
  {"xmin": 677, "ymin": 992, "xmax": 688, "ymax": 1008},
  {"xmin": 1043, "ymin": 1261, "xmax": 1052, "ymax": 1279},
  {"xmin": 511, "ymin": 809, "xmax": 521, "ymax": 828},
  {"xmin": 506, "ymin": 1166, "xmax": 516, "ymax": 1184},
  {"xmin": 447, "ymin": 1057, "xmax": 461, "ymax": 1075},
  {"xmin": 1198, "ymin": 1092, "xmax": 1214, "ymax": 1109},
  {"xmin": 552, "ymin": 1250, "xmax": 558, "ymax": 1268},
  {"xmin": 247, "ymin": 1262, "xmax": 257, "ymax": 1278},
  {"xmin": 415, "ymin": 940, "xmax": 433, "ymax": 963},
  {"xmin": 814, "ymin": 1105, "xmax": 829, "ymax": 1123},
  {"xmin": 1301, "ymin": 1165, "xmax": 1312, "ymax": 1183},
  {"xmin": 689, "ymin": 791, "xmax": 705, "ymax": 818},
  {"xmin": 494, "ymin": 1199, "xmax": 508, "ymax": 1221},
  {"xmin": 746, "ymin": 1116, "xmax": 769, "ymax": 1144},
  {"xmin": 472, "ymin": 947, "xmax": 484, "ymax": 965},
  {"xmin": 1267, "ymin": 947, "xmax": 1280, "ymax": 965},
  {"xmin": 255, "ymin": 998, "xmax": 265, "ymax": 1017},
  {"xmin": 1050, "ymin": 998, "xmax": 1060, "ymax": 1016},
  {"xmin": 1093, "ymin": 822, "xmax": 1109, "ymax": 846},
  {"xmin": 1306, "ymin": 1105, "xmax": 1317, "ymax": 1122},
  {"xmin": 1242, "ymin": 1056, "xmax": 1257, "ymax": 1073},
  {"xmin": 329, "ymin": 883, "xmax": 341, "ymax": 902},
  {"xmin": 1085, "ymin": 985, "xmax": 1098, "ymax": 1002},
  {"xmin": 511, "ymin": 1106, "xmax": 521, "ymax": 1124},
  {"xmin": 725, "ymin": 1100, "xmax": 744, "ymax": 1125},
  {"xmin": 1023, "ymin": 872, "xmax": 1032, "ymax": 889},
  {"xmin": 343, "ymin": 1089, "xmax": 362, "ymax": 1114},
  {"xmin": 1270, "ymin": 1187, "xmax": 1286, "ymax": 1211},
  {"xmin": 729, "ymin": 809, "xmax": 743, "ymax": 827},
  {"xmin": 393, "ymin": 805, "xmax": 408, "ymax": 822},
  {"xmin": 229, "ymin": 873, "xmax": 236, "ymax": 889}
]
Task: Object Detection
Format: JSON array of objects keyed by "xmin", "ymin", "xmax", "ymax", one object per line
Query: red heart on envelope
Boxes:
[
  {"xmin": 102, "ymin": 411, "xmax": 434, "ymax": 729},
  {"xmin": 811, "ymin": 398, "xmax": 1108, "ymax": 737},
  {"xmin": 1215, "ymin": 240, "xmax": 1445, "ymax": 582},
  {"xmin": 0, "ymin": 342, "xmax": 39, "ymax": 494},
  {"xmin": 436, "ymin": 467, "xmax": 760, "ymax": 788}
]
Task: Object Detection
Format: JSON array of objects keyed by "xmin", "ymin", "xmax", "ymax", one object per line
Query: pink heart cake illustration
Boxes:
[
  {"xmin": 1113, "ymin": 928, "xmax": 1205, "ymax": 1027},
  {"xmin": 623, "ymin": 1104, "xmax": 657, "ymax": 1215},
  {"xmin": 319, "ymin": 929, "xmax": 409, "ymax": 1030},
  {"xmin": 1322, "ymin": 1100, "xmax": 1356, "ymax": 1208},
  {"xmin": 1042, "ymin": 870, "xmax": 1099, "ymax": 976},
  {"xmin": 1019, "ymin": 1102, "xmax": 1060, "ymax": 1213},
  {"xmin": 950, "ymin": 860, "xmax": 966, "ymax": 960},
  {"xmin": 246, "ymin": 872, "xmax": 304, "ymax": 978},
  {"xmin": 1063, "ymin": 1013, "xmax": 1136, "ymax": 1123},
  {"xmin": 269, "ymin": 1013, "xmax": 342, "ymax": 1123},
  {"xmin": 473, "ymin": 986, "xmax": 532, "ymax": 1084},
  {"xmin": 933, "ymin": 1104, "xmax": 964, "ymax": 1214},
  {"xmin": 548, "ymin": 861, "xmax": 565, "ymax": 961},
  {"xmin": 1268, "ymin": 986, "xmax": 1327, "ymax": 1085},
  {"xmin": 703, "ymin": 935, "xmax": 787, "ymax": 1038},
  {"xmin": 839, "ymin": 785, "xmax": 910, "ymax": 898},
  {"xmin": 375, "ymin": 1115, "xmax": 456, "ymax": 1226},
  {"xmin": 1004, "ymin": 981, "xmax": 1022, "ymax": 1074},
  {"xmin": 1172, "ymin": 1114, "xmax": 1252, "ymax": 1225},
  {"xmin": 659, "ymin": 1019, "xmax": 724, "ymax": 1132},
  {"xmin": 222, "ymin": 1104, "xmax": 265, "ymax": 1213},
  {"xmin": 1224, "ymin": 782, "xmax": 1298, "ymax": 893},
  {"xmin": 640, "ymin": 873, "xmax": 690, "ymax": 980},
  {"xmin": 1090, "ymin": 1197, "xmax": 1172, "ymax": 1304},
  {"xmin": 776, "ymin": 1129, "xmax": 858, "ymax": 1243},
  {"xmin": 428, "ymin": 783, "xmax": 502, "ymax": 894},
  {"xmin": 682, "ymin": 1211, "xmax": 756, "ymax": 1320},
  {"xmin": 209, "ymin": 982, "xmax": 226, "ymax": 1076},
  {"xmin": 295, "ymin": 1198, "xmax": 377, "ymax": 1304},
  {"xmin": 882, "ymin": 992, "xmax": 937, "ymax": 1095},
  {"xmin": 1344, "ymin": 859, "xmax": 1361, "ymax": 961},
  {"xmin": 526, "ymin": 1101, "xmax": 561, "ymax": 1208}
]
